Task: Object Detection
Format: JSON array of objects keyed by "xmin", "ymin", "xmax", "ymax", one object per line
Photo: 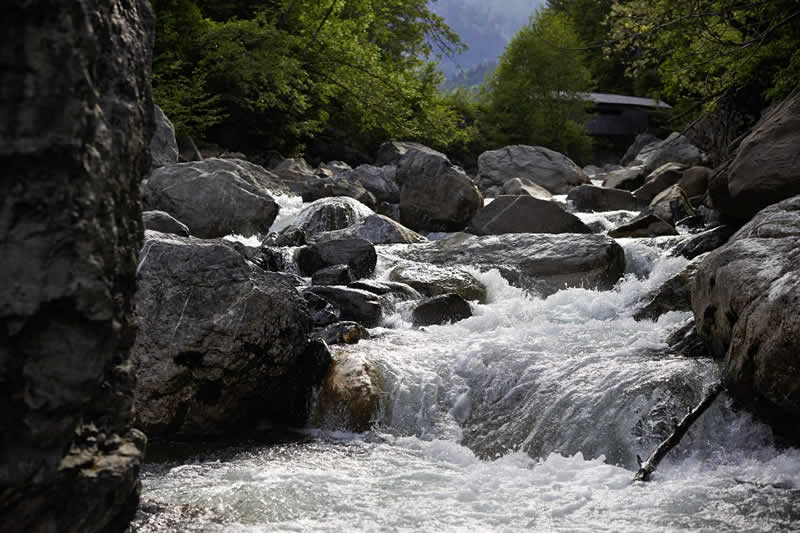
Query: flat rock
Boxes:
[
  {"xmin": 388, "ymin": 263, "xmax": 487, "ymax": 303},
  {"xmin": 469, "ymin": 195, "xmax": 591, "ymax": 235}
]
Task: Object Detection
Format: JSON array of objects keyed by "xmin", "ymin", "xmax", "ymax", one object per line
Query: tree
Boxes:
[{"xmin": 480, "ymin": 9, "xmax": 593, "ymax": 161}]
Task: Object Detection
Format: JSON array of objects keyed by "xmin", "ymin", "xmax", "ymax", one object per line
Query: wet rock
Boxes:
[
  {"xmin": 151, "ymin": 104, "xmax": 179, "ymax": 169},
  {"xmin": 295, "ymin": 238, "xmax": 377, "ymax": 280},
  {"xmin": 341, "ymin": 164, "xmax": 400, "ymax": 203},
  {"xmin": 477, "ymin": 145, "xmax": 589, "ymax": 193},
  {"xmin": 295, "ymin": 197, "xmax": 374, "ymax": 238},
  {"xmin": 678, "ymin": 166, "xmax": 712, "ymax": 198},
  {"xmin": 311, "ymin": 353, "xmax": 381, "ymax": 432},
  {"xmin": 305, "ymin": 286, "xmax": 383, "ymax": 327},
  {"xmin": 312, "ymin": 264, "xmax": 354, "ymax": 286},
  {"xmin": 143, "ymin": 210, "xmax": 190, "ymax": 237},
  {"xmin": 500, "ymin": 177, "xmax": 553, "ymax": 200},
  {"xmin": 670, "ymin": 225, "xmax": 736, "ymax": 259},
  {"xmin": 133, "ymin": 232, "xmax": 317, "ymax": 438},
  {"xmin": 394, "ymin": 232, "xmax": 625, "ymax": 297},
  {"xmin": 388, "ymin": 263, "xmax": 487, "ymax": 303},
  {"xmin": 634, "ymin": 132, "xmax": 705, "ymax": 170},
  {"xmin": 253, "ymin": 247, "xmax": 286, "ymax": 272},
  {"xmin": 143, "ymin": 158, "xmax": 281, "ymax": 238},
  {"xmin": 313, "ymin": 214, "xmax": 426, "ymax": 245},
  {"xmin": 693, "ymin": 195, "xmax": 800, "ymax": 427},
  {"xmin": 608, "ymin": 213, "xmax": 678, "ymax": 238},
  {"xmin": 649, "ymin": 185, "xmax": 696, "ymax": 225},
  {"xmin": 301, "ymin": 175, "xmax": 377, "ymax": 209},
  {"xmin": 348, "ymin": 280, "xmax": 422, "ymax": 301},
  {"xmin": 621, "ymin": 133, "xmax": 661, "ymax": 166},
  {"xmin": 264, "ymin": 225, "xmax": 307, "ymax": 247},
  {"xmin": 633, "ymin": 163, "xmax": 687, "ymax": 204},
  {"xmin": 397, "ymin": 144, "xmax": 483, "ymax": 232},
  {"xmin": 567, "ymin": 185, "xmax": 641, "ymax": 212},
  {"xmin": 0, "ymin": 1, "xmax": 153, "ymax": 530},
  {"xmin": 468, "ymin": 195, "xmax": 591, "ymax": 235},
  {"xmin": 666, "ymin": 319, "xmax": 710, "ymax": 358},
  {"xmin": 634, "ymin": 254, "xmax": 706, "ymax": 321},
  {"xmin": 412, "ymin": 294, "xmax": 473, "ymax": 327},
  {"xmin": 602, "ymin": 165, "xmax": 648, "ymax": 191},
  {"xmin": 305, "ymin": 291, "xmax": 340, "ymax": 327},
  {"xmin": 317, "ymin": 321, "xmax": 370, "ymax": 346}
]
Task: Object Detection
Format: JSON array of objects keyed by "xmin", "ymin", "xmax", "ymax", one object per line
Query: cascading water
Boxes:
[{"xmin": 133, "ymin": 202, "xmax": 800, "ymax": 532}]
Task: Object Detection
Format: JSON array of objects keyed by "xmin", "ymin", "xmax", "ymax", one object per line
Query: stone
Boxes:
[
  {"xmin": 500, "ymin": 177, "xmax": 553, "ymax": 200},
  {"xmin": 665, "ymin": 319, "xmax": 710, "ymax": 359},
  {"xmin": 348, "ymin": 280, "xmax": 422, "ymax": 301},
  {"xmin": 304, "ymin": 291, "xmax": 340, "ymax": 327},
  {"xmin": 477, "ymin": 145, "xmax": 590, "ymax": 193},
  {"xmin": 305, "ymin": 286, "xmax": 383, "ymax": 327},
  {"xmin": 312, "ymin": 214, "xmax": 426, "ymax": 245},
  {"xmin": 621, "ymin": 133, "xmax": 661, "ymax": 166},
  {"xmin": 394, "ymin": 232, "xmax": 625, "ymax": 297},
  {"xmin": 310, "ymin": 353, "xmax": 381, "ymax": 432},
  {"xmin": 312, "ymin": 264, "xmax": 354, "ymax": 286},
  {"xmin": 151, "ymin": 104, "xmax": 179, "ymax": 168},
  {"xmin": 143, "ymin": 158, "xmax": 281, "ymax": 238},
  {"xmin": 341, "ymin": 164, "xmax": 400, "ymax": 203},
  {"xmin": 388, "ymin": 263, "xmax": 488, "ymax": 303},
  {"xmin": 295, "ymin": 197, "xmax": 374, "ymax": 238},
  {"xmin": 375, "ymin": 140, "xmax": 433, "ymax": 166},
  {"xmin": 678, "ymin": 166, "xmax": 712, "ymax": 198},
  {"xmin": 177, "ymin": 134, "xmax": 203, "ymax": 162},
  {"xmin": 692, "ymin": 195, "xmax": 800, "ymax": 429},
  {"xmin": 317, "ymin": 321, "xmax": 370, "ymax": 346},
  {"xmin": 253, "ymin": 247, "xmax": 287, "ymax": 272},
  {"xmin": 0, "ymin": 1, "xmax": 153, "ymax": 530},
  {"xmin": 220, "ymin": 151, "xmax": 247, "ymax": 160},
  {"xmin": 321, "ymin": 160, "xmax": 353, "ymax": 175},
  {"xmin": 723, "ymin": 88, "xmax": 800, "ymax": 220},
  {"xmin": 567, "ymin": 185, "xmax": 641, "ymax": 212},
  {"xmin": 264, "ymin": 225, "xmax": 307, "ymax": 247},
  {"xmin": 633, "ymin": 163, "xmax": 687, "ymax": 204},
  {"xmin": 396, "ymin": 144, "xmax": 483, "ymax": 232},
  {"xmin": 608, "ymin": 213, "xmax": 678, "ymax": 238},
  {"xmin": 649, "ymin": 185, "xmax": 696, "ymax": 225},
  {"xmin": 634, "ymin": 254, "xmax": 706, "ymax": 321},
  {"xmin": 295, "ymin": 238, "xmax": 377, "ymax": 280},
  {"xmin": 412, "ymin": 294, "xmax": 473, "ymax": 327},
  {"xmin": 468, "ymin": 195, "xmax": 592, "ymax": 235},
  {"xmin": 670, "ymin": 225, "xmax": 735, "ymax": 259},
  {"xmin": 142, "ymin": 210, "xmax": 190, "ymax": 237},
  {"xmin": 133, "ymin": 232, "xmax": 322, "ymax": 438},
  {"xmin": 602, "ymin": 165, "xmax": 648, "ymax": 191},
  {"xmin": 634, "ymin": 132, "xmax": 706, "ymax": 170},
  {"xmin": 301, "ymin": 176, "xmax": 377, "ymax": 209}
]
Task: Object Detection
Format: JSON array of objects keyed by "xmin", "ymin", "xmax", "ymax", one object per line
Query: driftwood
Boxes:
[{"xmin": 634, "ymin": 382, "xmax": 723, "ymax": 482}]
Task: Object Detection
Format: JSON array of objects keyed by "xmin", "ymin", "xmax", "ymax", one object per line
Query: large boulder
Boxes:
[
  {"xmin": 567, "ymin": 185, "xmax": 641, "ymax": 212},
  {"xmin": 649, "ymin": 185, "xmax": 696, "ymax": 226},
  {"xmin": 151, "ymin": 104, "xmax": 179, "ymax": 169},
  {"xmin": 395, "ymin": 233, "xmax": 625, "ymax": 296},
  {"xmin": 133, "ymin": 232, "xmax": 324, "ymax": 438},
  {"xmin": 388, "ymin": 263, "xmax": 487, "ymax": 303},
  {"xmin": 295, "ymin": 238, "xmax": 377, "ymax": 280},
  {"xmin": 621, "ymin": 133, "xmax": 660, "ymax": 166},
  {"xmin": 500, "ymin": 177, "xmax": 553, "ymax": 199},
  {"xmin": 602, "ymin": 165, "xmax": 648, "ymax": 191},
  {"xmin": 396, "ymin": 144, "xmax": 483, "ymax": 232},
  {"xmin": 634, "ymin": 132, "xmax": 706, "ymax": 170},
  {"xmin": 468, "ymin": 195, "xmax": 592, "ymax": 235},
  {"xmin": 477, "ymin": 145, "xmax": 589, "ymax": 194},
  {"xmin": 678, "ymin": 166, "xmax": 712, "ymax": 198},
  {"xmin": 301, "ymin": 176, "xmax": 377, "ymax": 208},
  {"xmin": 312, "ymin": 214, "xmax": 426, "ymax": 245},
  {"xmin": 670, "ymin": 225, "xmax": 735, "ymax": 259},
  {"xmin": 142, "ymin": 210, "xmax": 190, "ymax": 237},
  {"xmin": 341, "ymin": 164, "xmax": 400, "ymax": 203},
  {"xmin": 310, "ymin": 353, "xmax": 381, "ymax": 432},
  {"xmin": 295, "ymin": 197, "xmax": 374, "ymax": 238},
  {"xmin": 633, "ymin": 163, "xmax": 687, "ymax": 204},
  {"xmin": 0, "ymin": 1, "xmax": 154, "ymax": 531},
  {"xmin": 692, "ymin": 196, "xmax": 800, "ymax": 428},
  {"xmin": 375, "ymin": 140, "xmax": 432, "ymax": 166},
  {"xmin": 720, "ymin": 88, "xmax": 800, "ymax": 220},
  {"xmin": 143, "ymin": 159, "xmax": 281, "ymax": 238}
]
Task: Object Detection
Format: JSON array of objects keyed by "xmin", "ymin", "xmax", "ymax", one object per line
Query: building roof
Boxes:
[{"xmin": 581, "ymin": 92, "xmax": 672, "ymax": 109}]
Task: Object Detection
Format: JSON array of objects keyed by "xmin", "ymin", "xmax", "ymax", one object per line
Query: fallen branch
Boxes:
[{"xmin": 634, "ymin": 382, "xmax": 723, "ymax": 482}]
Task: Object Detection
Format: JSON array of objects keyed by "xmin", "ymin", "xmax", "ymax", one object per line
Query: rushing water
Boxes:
[{"xmin": 134, "ymin": 203, "xmax": 800, "ymax": 532}]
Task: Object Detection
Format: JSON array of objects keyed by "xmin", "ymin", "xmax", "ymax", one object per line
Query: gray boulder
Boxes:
[
  {"xmin": 621, "ymin": 133, "xmax": 660, "ymax": 166},
  {"xmin": 394, "ymin": 232, "xmax": 625, "ymax": 296},
  {"xmin": 313, "ymin": 214, "xmax": 426, "ymax": 245},
  {"xmin": 349, "ymin": 280, "xmax": 422, "ymax": 301},
  {"xmin": 133, "ymin": 232, "xmax": 323, "ymax": 437},
  {"xmin": 634, "ymin": 132, "xmax": 705, "ymax": 170},
  {"xmin": 375, "ymin": 140, "xmax": 433, "ymax": 166},
  {"xmin": 608, "ymin": 213, "xmax": 677, "ymax": 238},
  {"xmin": 692, "ymin": 195, "xmax": 800, "ymax": 426},
  {"xmin": 312, "ymin": 264, "xmax": 354, "ymax": 286},
  {"xmin": 500, "ymin": 177, "xmax": 554, "ymax": 199},
  {"xmin": 412, "ymin": 294, "xmax": 472, "ymax": 327},
  {"xmin": 670, "ymin": 225, "xmax": 735, "ymax": 259},
  {"xmin": 142, "ymin": 210, "xmax": 190, "ymax": 236},
  {"xmin": 469, "ymin": 195, "xmax": 591, "ymax": 235},
  {"xmin": 143, "ymin": 158, "xmax": 281, "ymax": 238},
  {"xmin": 633, "ymin": 163, "xmax": 687, "ymax": 204},
  {"xmin": 151, "ymin": 104, "xmax": 179, "ymax": 168},
  {"xmin": 0, "ymin": 1, "xmax": 153, "ymax": 531},
  {"xmin": 305, "ymin": 286, "xmax": 383, "ymax": 327},
  {"xmin": 342, "ymin": 164, "xmax": 400, "ymax": 203},
  {"xmin": 477, "ymin": 145, "xmax": 589, "ymax": 193},
  {"xmin": 388, "ymin": 263, "xmax": 488, "ymax": 303},
  {"xmin": 301, "ymin": 175, "xmax": 377, "ymax": 208},
  {"xmin": 678, "ymin": 166, "xmax": 712, "ymax": 198},
  {"xmin": 320, "ymin": 161, "xmax": 353, "ymax": 175},
  {"xmin": 295, "ymin": 197, "xmax": 374, "ymax": 238},
  {"xmin": 567, "ymin": 185, "xmax": 641, "ymax": 212},
  {"xmin": 649, "ymin": 185, "xmax": 696, "ymax": 225},
  {"xmin": 602, "ymin": 165, "xmax": 648, "ymax": 191},
  {"xmin": 264, "ymin": 225, "xmax": 306, "ymax": 247},
  {"xmin": 295, "ymin": 238, "xmax": 377, "ymax": 280}
]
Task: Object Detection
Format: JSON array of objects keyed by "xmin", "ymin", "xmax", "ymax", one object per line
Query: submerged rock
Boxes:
[
  {"xmin": 295, "ymin": 197, "xmax": 374, "ymax": 238},
  {"xmin": 412, "ymin": 294, "xmax": 472, "ymax": 327},
  {"xmin": 468, "ymin": 195, "xmax": 591, "ymax": 235},
  {"xmin": 477, "ymin": 145, "xmax": 589, "ymax": 193},
  {"xmin": 634, "ymin": 254, "xmax": 706, "ymax": 321},
  {"xmin": 311, "ymin": 353, "xmax": 382, "ymax": 432},
  {"xmin": 133, "ymin": 232, "xmax": 319, "ymax": 438},
  {"xmin": 143, "ymin": 210, "xmax": 190, "ymax": 237}
]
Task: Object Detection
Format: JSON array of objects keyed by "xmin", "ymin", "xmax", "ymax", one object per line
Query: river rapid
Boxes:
[{"xmin": 133, "ymin": 198, "xmax": 800, "ymax": 532}]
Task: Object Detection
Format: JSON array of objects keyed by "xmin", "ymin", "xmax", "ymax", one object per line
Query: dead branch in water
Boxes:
[{"xmin": 634, "ymin": 382, "xmax": 723, "ymax": 482}]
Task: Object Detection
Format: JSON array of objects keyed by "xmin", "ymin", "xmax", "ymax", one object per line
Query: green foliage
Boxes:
[{"xmin": 479, "ymin": 9, "xmax": 594, "ymax": 162}]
